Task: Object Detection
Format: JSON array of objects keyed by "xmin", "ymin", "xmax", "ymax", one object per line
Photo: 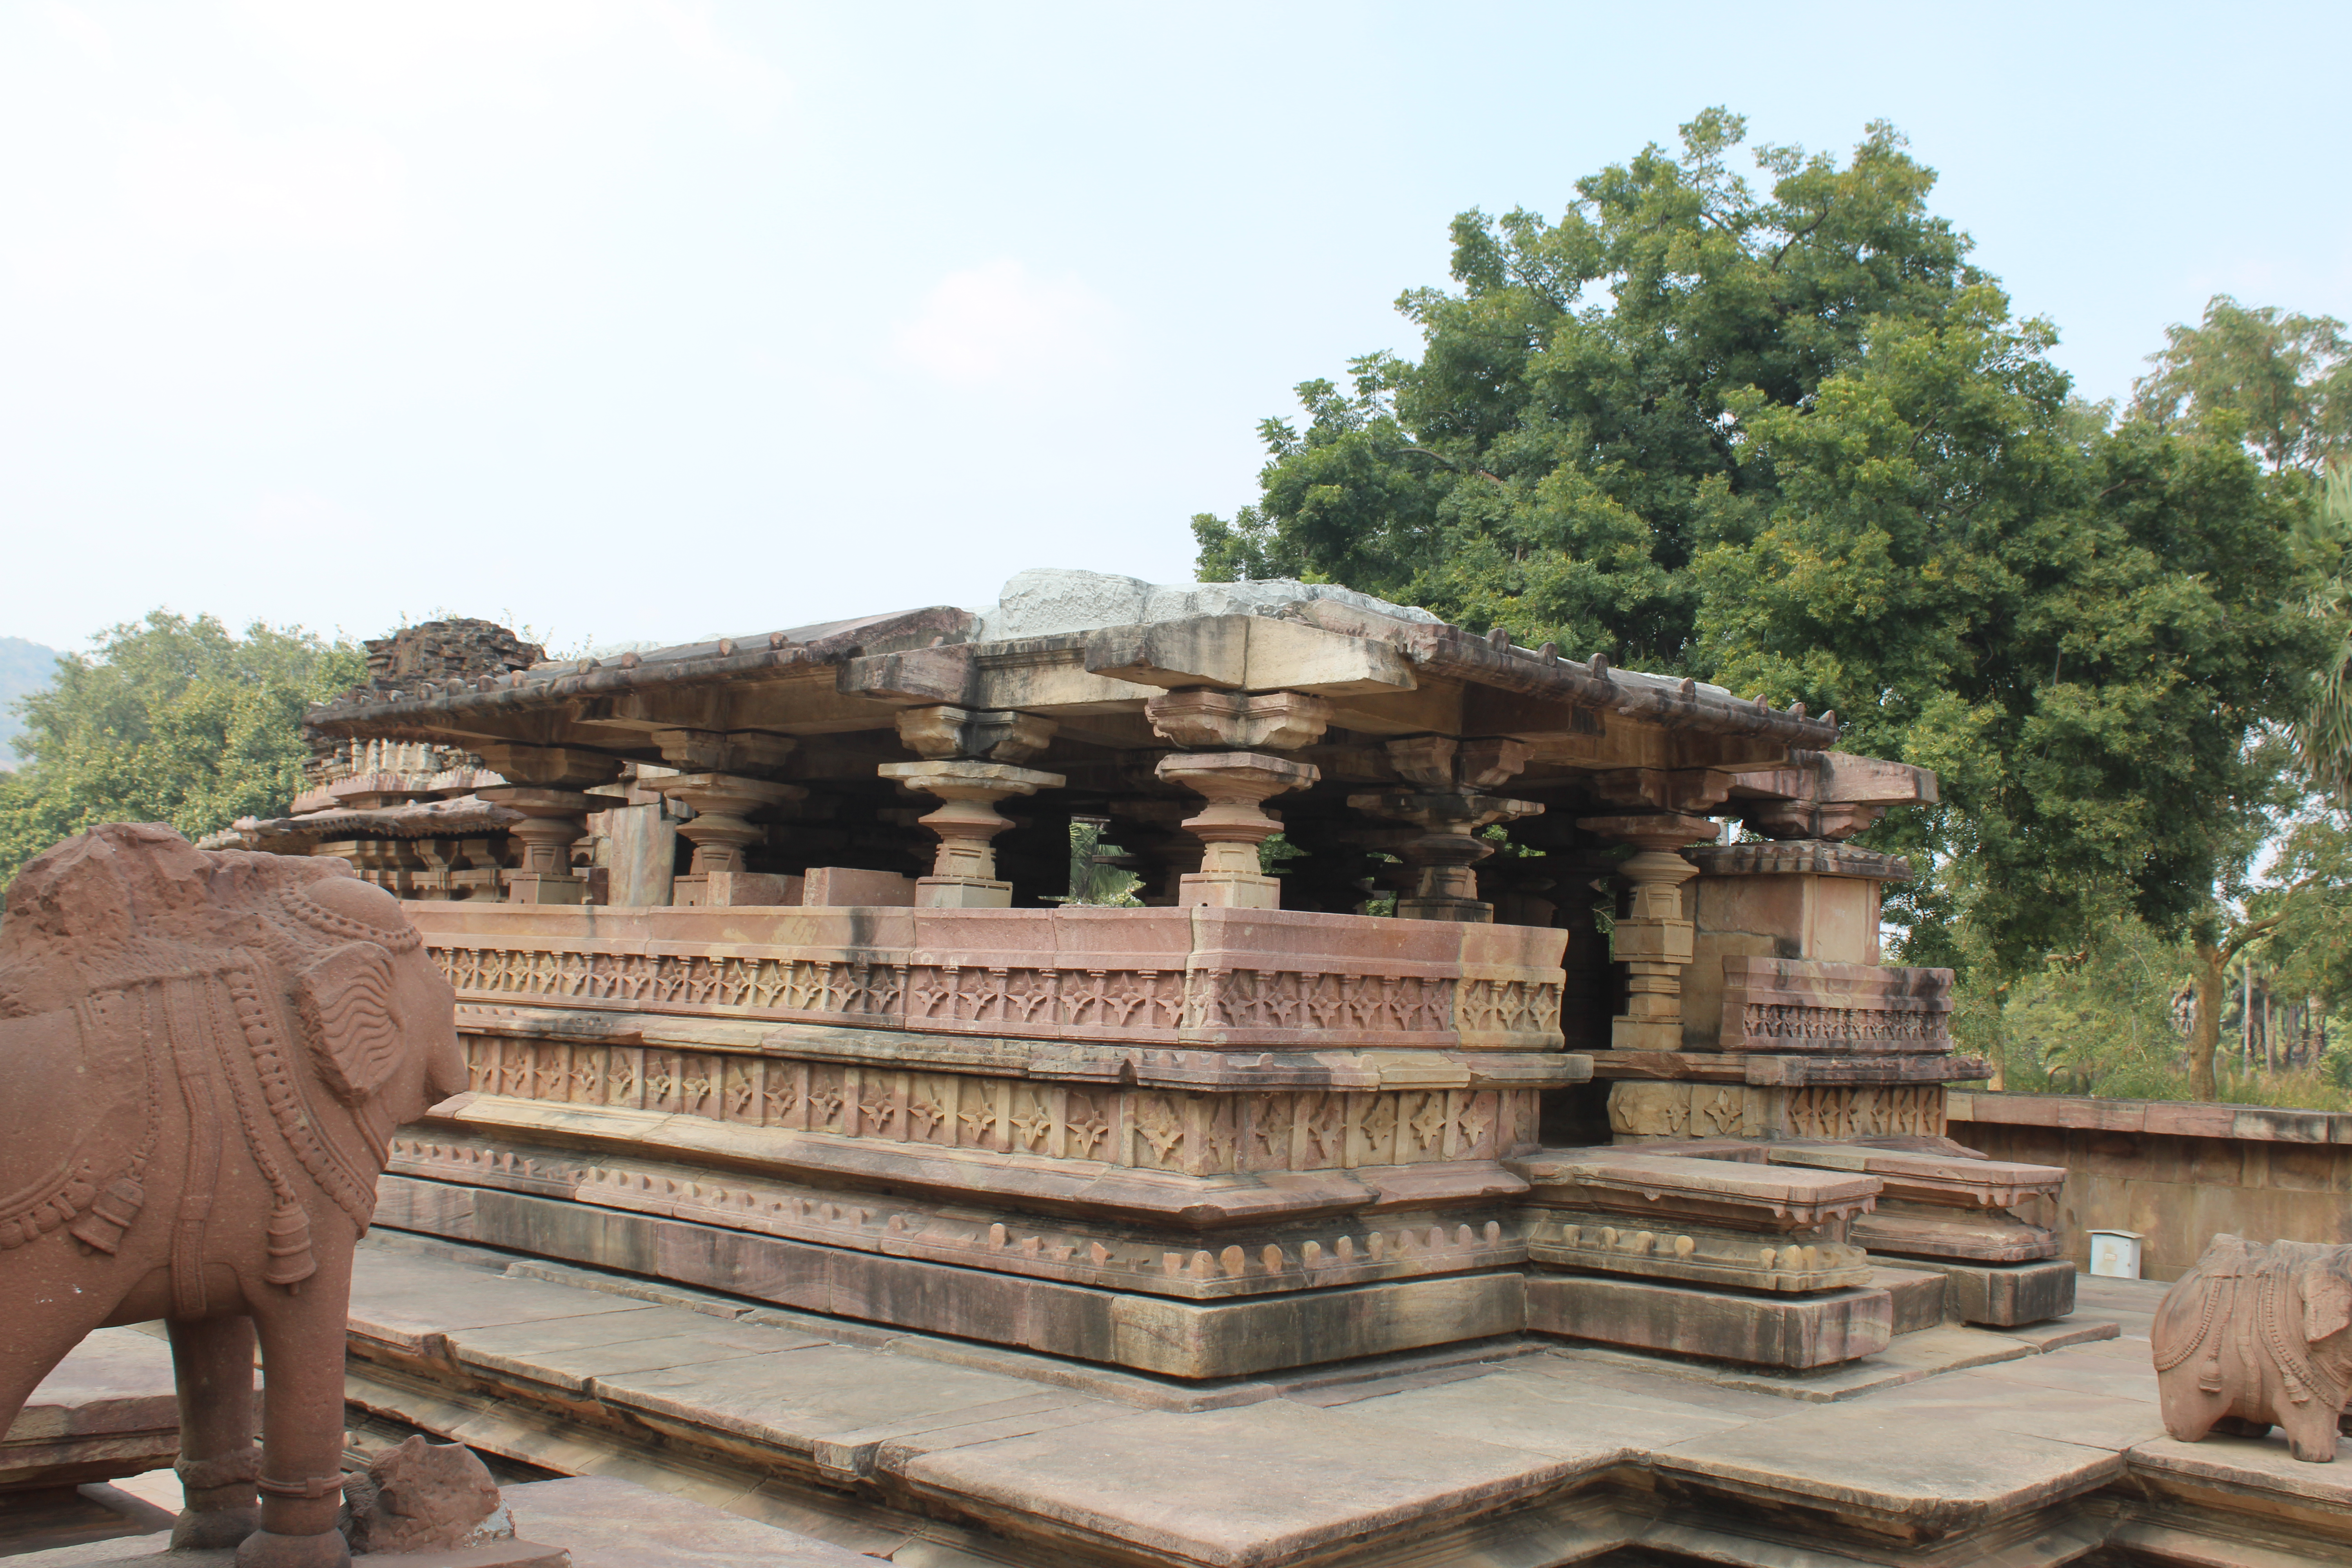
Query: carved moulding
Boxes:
[
  {"xmin": 383, "ymin": 1133, "xmax": 1523, "ymax": 1301},
  {"xmin": 453, "ymin": 1030, "xmax": 1545, "ymax": 1178},
  {"xmin": 408, "ymin": 902, "xmax": 1570, "ymax": 1053},
  {"xmin": 1607, "ymin": 1080, "xmax": 1952, "ymax": 1142},
  {"xmin": 1719, "ymin": 956, "xmax": 1955, "ymax": 1054},
  {"xmin": 1523, "ymin": 1212, "xmax": 1873, "ymax": 1294}
]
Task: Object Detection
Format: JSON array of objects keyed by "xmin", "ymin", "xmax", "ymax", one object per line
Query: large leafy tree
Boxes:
[
  {"xmin": 1193, "ymin": 108, "xmax": 1978, "ymax": 668},
  {"xmin": 1195, "ymin": 111, "xmax": 2323, "ymax": 974},
  {"xmin": 0, "ymin": 613, "xmax": 364, "ymax": 886},
  {"xmin": 2129, "ymin": 297, "xmax": 2349, "ymax": 476}
]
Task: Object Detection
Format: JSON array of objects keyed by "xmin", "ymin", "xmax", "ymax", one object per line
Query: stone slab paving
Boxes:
[
  {"xmin": 508, "ymin": 1476, "xmax": 884, "ymax": 1567},
  {"xmin": 4, "ymin": 1476, "xmax": 873, "ymax": 1568},
  {"xmin": 332, "ymin": 1241, "xmax": 2352, "ymax": 1567}
]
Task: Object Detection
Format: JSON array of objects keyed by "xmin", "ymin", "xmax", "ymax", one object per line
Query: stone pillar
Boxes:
[
  {"xmin": 878, "ymin": 760, "xmax": 1066, "ymax": 906},
  {"xmin": 474, "ymin": 744, "xmax": 622, "ymax": 906},
  {"xmin": 1141, "ymin": 688, "xmax": 1327, "ymax": 911},
  {"xmin": 1346, "ymin": 789, "xmax": 1539, "ymax": 921},
  {"xmin": 1576, "ymin": 814, "xmax": 1720, "ymax": 1050},
  {"xmin": 645, "ymin": 773, "xmax": 806, "ymax": 906},
  {"xmin": 1153, "ymin": 752, "xmax": 1319, "ymax": 909},
  {"xmin": 1349, "ymin": 736, "xmax": 1540, "ymax": 922},
  {"xmin": 635, "ymin": 731, "xmax": 806, "ymax": 906},
  {"xmin": 877, "ymin": 705, "xmax": 1063, "ymax": 908}
]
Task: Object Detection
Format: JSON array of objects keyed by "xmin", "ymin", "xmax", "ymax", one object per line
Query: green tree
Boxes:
[
  {"xmin": 1194, "ymin": 108, "xmax": 1977, "ymax": 671},
  {"xmin": 1195, "ymin": 110, "xmax": 2323, "ymax": 975},
  {"xmin": 2129, "ymin": 296, "xmax": 2350, "ymax": 475},
  {"xmin": 2296, "ymin": 462, "xmax": 2352, "ymax": 803},
  {"xmin": 0, "ymin": 613, "xmax": 364, "ymax": 886}
]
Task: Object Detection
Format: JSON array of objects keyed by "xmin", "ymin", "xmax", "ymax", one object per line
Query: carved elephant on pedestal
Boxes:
[
  {"xmin": 2153, "ymin": 1232, "xmax": 2352, "ymax": 1462},
  {"xmin": 0, "ymin": 824, "xmax": 465, "ymax": 1567}
]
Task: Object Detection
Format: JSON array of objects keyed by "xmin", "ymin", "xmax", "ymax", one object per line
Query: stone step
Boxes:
[
  {"xmin": 1508, "ymin": 1146, "xmax": 1881, "ymax": 1236},
  {"xmin": 1762, "ymin": 1142, "xmax": 2067, "ymax": 1210},
  {"xmin": 1524, "ymin": 1274, "xmax": 1893, "ymax": 1368}
]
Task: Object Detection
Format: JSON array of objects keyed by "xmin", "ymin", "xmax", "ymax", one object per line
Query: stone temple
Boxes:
[{"xmin": 20, "ymin": 570, "xmax": 2332, "ymax": 1566}]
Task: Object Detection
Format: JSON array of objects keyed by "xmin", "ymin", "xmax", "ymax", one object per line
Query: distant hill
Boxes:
[{"xmin": 0, "ymin": 637, "xmax": 62, "ymax": 768}]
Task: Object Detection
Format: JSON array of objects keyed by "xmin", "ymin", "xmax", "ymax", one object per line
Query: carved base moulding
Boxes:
[
  {"xmin": 1523, "ymin": 1274, "xmax": 1894, "ymax": 1370},
  {"xmin": 1894, "ymin": 1257, "xmax": 2078, "ymax": 1328},
  {"xmin": 403, "ymin": 902, "xmax": 1569, "ymax": 1052},
  {"xmin": 382, "ymin": 1135, "xmax": 1524, "ymax": 1301},
  {"xmin": 1586, "ymin": 1050, "xmax": 1990, "ymax": 1086},
  {"xmin": 368, "ymin": 1180, "xmax": 1527, "ymax": 1380},
  {"xmin": 1523, "ymin": 1211, "xmax": 1873, "ymax": 1294},
  {"xmin": 1849, "ymin": 1203, "xmax": 2063, "ymax": 1263},
  {"xmin": 454, "ymin": 1009, "xmax": 1586, "ymax": 1095}
]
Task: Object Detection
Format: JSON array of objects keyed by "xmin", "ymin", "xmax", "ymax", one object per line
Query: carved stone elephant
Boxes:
[
  {"xmin": 2153, "ymin": 1232, "xmax": 2352, "ymax": 1462},
  {"xmin": 0, "ymin": 824, "xmax": 465, "ymax": 1567}
]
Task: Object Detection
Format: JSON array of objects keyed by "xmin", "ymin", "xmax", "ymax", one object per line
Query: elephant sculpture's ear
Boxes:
[
  {"xmin": 2307, "ymin": 1269, "xmax": 2352, "ymax": 1346},
  {"xmin": 294, "ymin": 942, "xmax": 405, "ymax": 1107}
]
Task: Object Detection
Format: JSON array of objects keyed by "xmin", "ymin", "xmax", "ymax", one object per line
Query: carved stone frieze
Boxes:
[
  {"xmin": 1606, "ymin": 1080, "xmax": 1949, "ymax": 1142},
  {"xmin": 454, "ymin": 1033, "xmax": 1538, "ymax": 1176},
  {"xmin": 1719, "ymin": 957, "xmax": 1954, "ymax": 1054},
  {"xmin": 429, "ymin": 942, "xmax": 1564, "ymax": 1053}
]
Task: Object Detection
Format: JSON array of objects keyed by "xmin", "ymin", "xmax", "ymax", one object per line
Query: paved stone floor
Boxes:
[
  {"xmin": 11, "ymin": 1247, "xmax": 2347, "ymax": 1566},
  {"xmin": 328, "ymin": 1237, "xmax": 2352, "ymax": 1566}
]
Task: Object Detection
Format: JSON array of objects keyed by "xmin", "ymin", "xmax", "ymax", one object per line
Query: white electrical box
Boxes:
[{"xmin": 2088, "ymin": 1229, "xmax": 2145, "ymax": 1279}]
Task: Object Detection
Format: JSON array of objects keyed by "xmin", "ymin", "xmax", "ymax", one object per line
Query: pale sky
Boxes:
[{"xmin": 4, "ymin": 1, "xmax": 2346, "ymax": 655}]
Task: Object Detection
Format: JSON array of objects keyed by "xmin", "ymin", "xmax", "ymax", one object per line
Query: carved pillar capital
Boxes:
[
  {"xmin": 472, "ymin": 743, "xmax": 622, "ymax": 791},
  {"xmin": 894, "ymin": 707, "xmax": 1057, "ymax": 763},
  {"xmin": 1577, "ymin": 813, "xmax": 1720, "ymax": 1049},
  {"xmin": 1350, "ymin": 788, "xmax": 1541, "ymax": 922},
  {"xmin": 878, "ymin": 759, "xmax": 1065, "ymax": 907},
  {"xmin": 649, "ymin": 729, "xmax": 799, "ymax": 775},
  {"xmin": 1145, "ymin": 689, "xmax": 1331, "ymax": 751},
  {"xmin": 1153, "ymin": 751, "xmax": 1318, "ymax": 909}
]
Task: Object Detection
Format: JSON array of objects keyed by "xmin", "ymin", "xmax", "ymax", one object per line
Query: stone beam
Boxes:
[{"xmin": 1084, "ymin": 615, "xmax": 1416, "ymax": 696}]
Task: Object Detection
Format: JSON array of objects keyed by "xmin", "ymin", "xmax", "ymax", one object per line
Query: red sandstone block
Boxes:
[
  {"xmin": 800, "ymin": 867, "xmax": 916, "ymax": 907},
  {"xmin": 2229, "ymin": 1108, "xmax": 2330, "ymax": 1144},
  {"xmin": 2143, "ymin": 1102, "xmax": 2237, "ymax": 1139}
]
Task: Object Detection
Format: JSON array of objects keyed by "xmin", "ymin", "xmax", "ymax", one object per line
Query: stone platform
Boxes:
[{"xmin": 325, "ymin": 1231, "xmax": 2352, "ymax": 1567}]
